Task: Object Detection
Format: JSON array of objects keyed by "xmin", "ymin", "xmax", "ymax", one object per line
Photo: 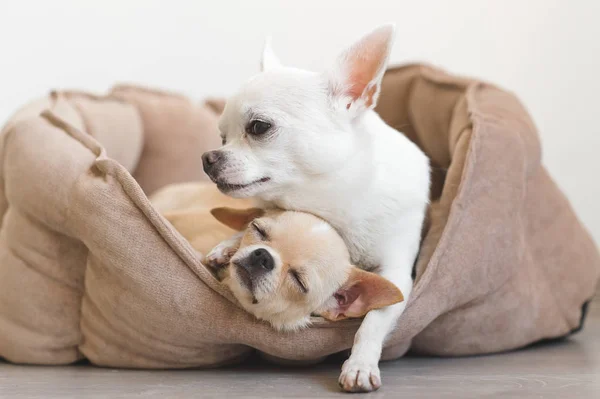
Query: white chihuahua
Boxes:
[{"xmin": 202, "ymin": 25, "xmax": 430, "ymax": 392}]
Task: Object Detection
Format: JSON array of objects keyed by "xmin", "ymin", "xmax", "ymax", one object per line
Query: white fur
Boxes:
[
  {"xmin": 311, "ymin": 221, "xmax": 332, "ymax": 234},
  {"xmin": 209, "ymin": 24, "xmax": 430, "ymax": 392},
  {"xmin": 261, "ymin": 36, "xmax": 282, "ymax": 71}
]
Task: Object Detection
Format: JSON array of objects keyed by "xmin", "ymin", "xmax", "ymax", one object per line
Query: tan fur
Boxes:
[
  {"xmin": 211, "ymin": 207, "xmax": 265, "ymax": 231},
  {"xmin": 151, "ymin": 183, "xmax": 252, "ymax": 256},
  {"xmin": 151, "ymin": 181, "xmax": 252, "ymax": 214},
  {"xmin": 151, "ymin": 183, "xmax": 403, "ymax": 330}
]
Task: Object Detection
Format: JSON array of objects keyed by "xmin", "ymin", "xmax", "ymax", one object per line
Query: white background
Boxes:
[{"xmin": 1, "ymin": 0, "xmax": 599, "ymax": 243}]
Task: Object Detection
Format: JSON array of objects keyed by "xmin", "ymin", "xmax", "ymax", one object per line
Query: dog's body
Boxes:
[
  {"xmin": 150, "ymin": 182, "xmax": 403, "ymax": 331},
  {"xmin": 202, "ymin": 25, "xmax": 430, "ymax": 392},
  {"xmin": 257, "ymin": 110, "xmax": 429, "ymax": 272},
  {"xmin": 151, "ymin": 181, "xmax": 253, "ymax": 256}
]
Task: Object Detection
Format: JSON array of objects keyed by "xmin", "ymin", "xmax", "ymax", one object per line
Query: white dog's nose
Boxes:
[{"xmin": 202, "ymin": 150, "xmax": 222, "ymax": 175}]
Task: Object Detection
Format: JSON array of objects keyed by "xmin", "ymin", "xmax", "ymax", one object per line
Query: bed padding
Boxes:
[{"xmin": 0, "ymin": 65, "xmax": 598, "ymax": 367}]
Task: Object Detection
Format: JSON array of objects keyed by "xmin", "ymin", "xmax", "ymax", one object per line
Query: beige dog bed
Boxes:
[{"xmin": 0, "ymin": 65, "xmax": 598, "ymax": 368}]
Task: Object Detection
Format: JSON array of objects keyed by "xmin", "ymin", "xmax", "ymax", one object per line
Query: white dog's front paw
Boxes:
[
  {"xmin": 338, "ymin": 358, "xmax": 381, "ymax": 393},
  {"xmin": 204, "ymin": 241, "xmax": 238, "ymax": 270}
]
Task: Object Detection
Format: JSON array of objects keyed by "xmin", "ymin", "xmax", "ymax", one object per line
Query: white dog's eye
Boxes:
[
  {"xmin": 221, "ymin": 136, "xmax": 226, "ymax": 146},
  {"xmin": 246, "ymin": 120, "xmax": 272, "ymax": 136}
]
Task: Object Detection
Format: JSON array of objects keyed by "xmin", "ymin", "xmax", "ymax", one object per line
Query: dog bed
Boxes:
[{"xmin": 0, "ymin": 65, "xmax": 598, "ymax": 367}]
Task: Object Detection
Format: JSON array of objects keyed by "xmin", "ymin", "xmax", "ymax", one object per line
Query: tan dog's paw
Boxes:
[
  {"xmin": 204, "ymin": 239, "xmax": 239, "ymax": 270},
  {"xmin": 338, "ymin": 358, "xmax": 381, "ymax": 393}
]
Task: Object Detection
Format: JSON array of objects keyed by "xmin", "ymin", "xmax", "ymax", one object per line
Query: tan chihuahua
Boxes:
[{"xmin": 151, "ymin": 183, "xmax": 404, "ymax": 331}]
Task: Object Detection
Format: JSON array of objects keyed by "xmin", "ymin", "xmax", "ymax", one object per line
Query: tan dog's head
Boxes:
[{"xmin": 211, "ymin": 207, "xmax": 404, "ymax": 331}]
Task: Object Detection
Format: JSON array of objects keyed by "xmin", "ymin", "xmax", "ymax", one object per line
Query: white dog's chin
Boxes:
[{"xmin": 215, "ymin": 176, "xmax": 271, "ymax": 197}]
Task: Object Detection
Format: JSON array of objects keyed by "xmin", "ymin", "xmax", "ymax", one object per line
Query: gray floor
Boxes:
[{"xmin": 1, "ymin": 306, "xmax": 599, "ymax": 398}]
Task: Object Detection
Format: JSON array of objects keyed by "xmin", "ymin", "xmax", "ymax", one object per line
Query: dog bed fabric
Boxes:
[{"xmin": 0, "ymin": 65, "xmax": 598, "ymax": 368}]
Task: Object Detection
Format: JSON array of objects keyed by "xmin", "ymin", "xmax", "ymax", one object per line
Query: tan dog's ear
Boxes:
[
  {"xmin": 320, "ymin": 267, "xmax": 404, "ymax": 321},
  {"xmin": 210, "ymin": 207, "xmax": 265, "ymax": 231}
]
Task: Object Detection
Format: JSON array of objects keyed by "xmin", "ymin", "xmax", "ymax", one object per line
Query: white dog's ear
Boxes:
[
  {"xmin": 327, "ymin": 24, "xmax": 395, "ymax": 114},
  {"xmin": 261, "ymin": 36, "xmax": 282, "ymax": 72},
  {"xmin": 320, "ymin": 267, "xmax": 404, "ymax": 321}
]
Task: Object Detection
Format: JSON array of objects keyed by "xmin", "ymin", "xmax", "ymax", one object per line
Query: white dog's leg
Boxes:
[
  {"xmin": 338, "ymin": 275, "xmax": 412, "ymax": 392},
  {"xmin": 338, "ymin": 242, "xmax": 417, "ymax": 392}
]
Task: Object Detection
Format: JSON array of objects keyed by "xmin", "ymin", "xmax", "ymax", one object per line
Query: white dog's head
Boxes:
[{"xmin": 202, "ymin": 24, "xmax": 395, "ymax": 198}]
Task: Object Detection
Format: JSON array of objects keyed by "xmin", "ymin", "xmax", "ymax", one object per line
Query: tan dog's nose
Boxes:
[
  {"xmin": 233, "ymin": 248, "xmax": 275, "ymax": 279},
  {"xmin": 247, "ymin": 248, "xmax": 274, "ymax": 271}
]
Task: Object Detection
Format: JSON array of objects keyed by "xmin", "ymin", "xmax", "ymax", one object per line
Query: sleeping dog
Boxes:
[{"xmin": 151, "ymin": 182, "xmax": 403, "ymax": 331}]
